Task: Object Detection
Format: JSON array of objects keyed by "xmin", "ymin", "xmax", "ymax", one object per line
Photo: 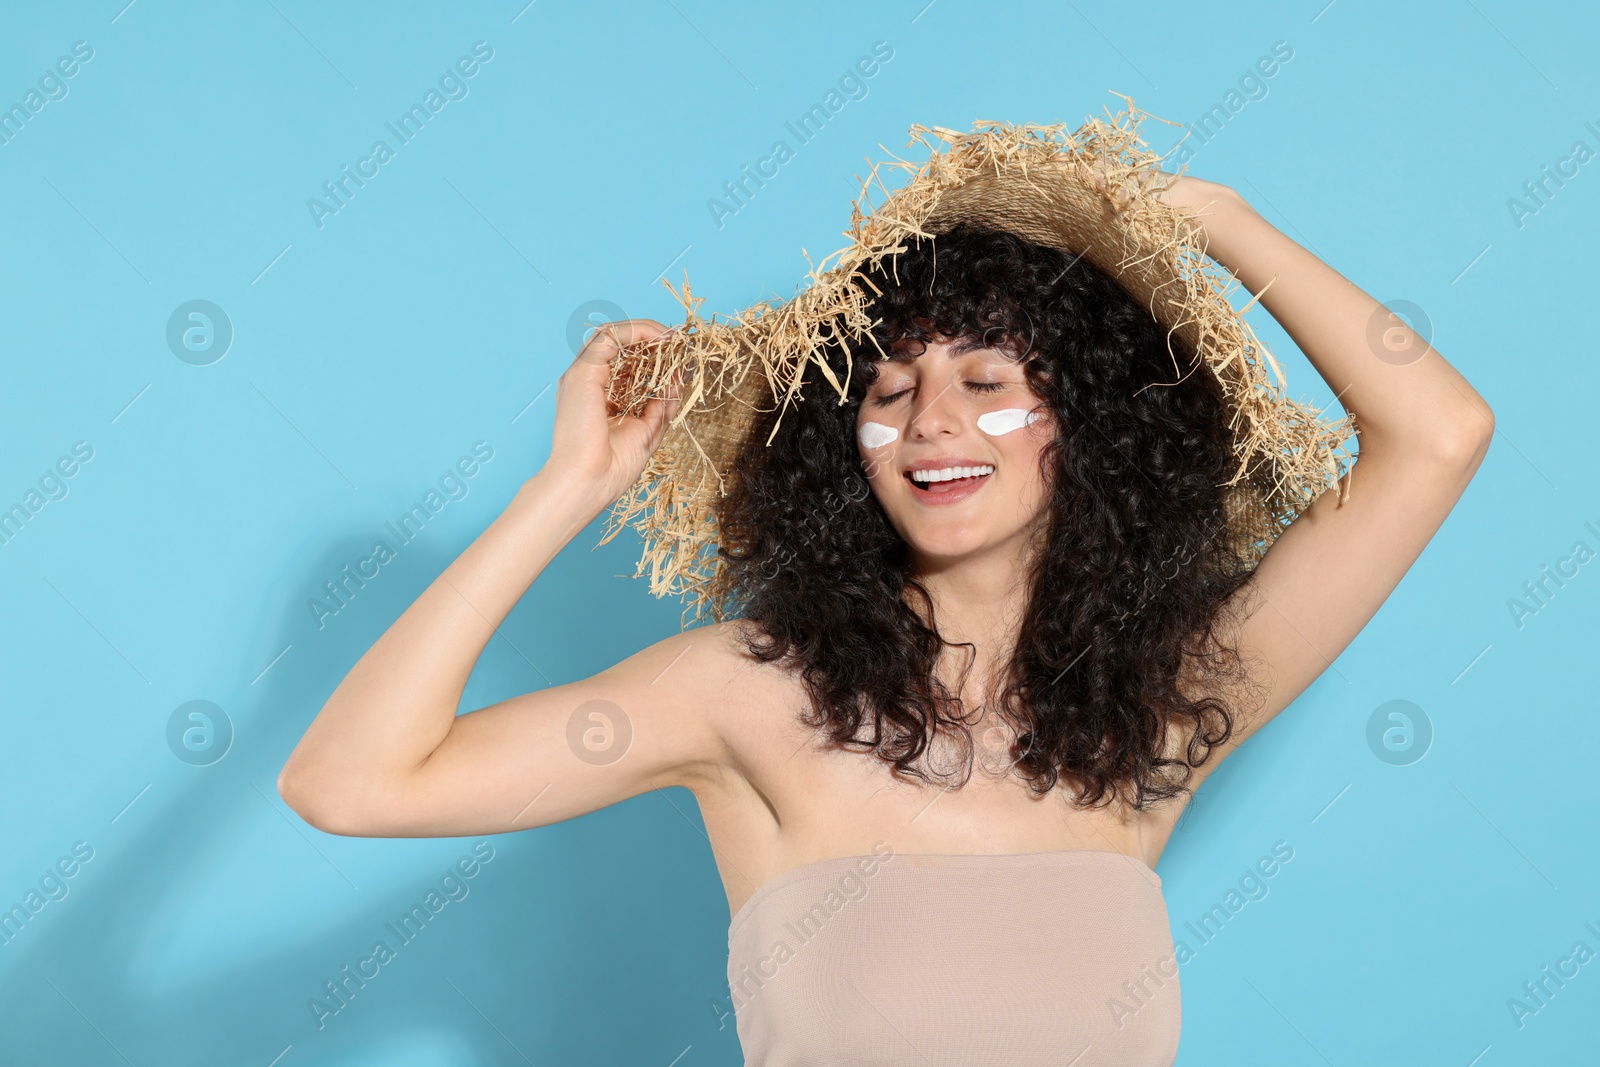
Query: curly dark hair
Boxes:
[{"xmin": 712, "ymin": 222, "xmax": 1267, "ymax": 810}]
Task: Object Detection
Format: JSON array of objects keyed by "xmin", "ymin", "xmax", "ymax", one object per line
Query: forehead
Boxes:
[{"xmin": 876, "ymin": 332, "xmax": 1024, "ymax": 367}]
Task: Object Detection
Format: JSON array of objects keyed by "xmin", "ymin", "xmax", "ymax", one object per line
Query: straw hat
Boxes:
[{"xmin": 598, "ymin": 93, "xmax": 1358, "ymax": 623}]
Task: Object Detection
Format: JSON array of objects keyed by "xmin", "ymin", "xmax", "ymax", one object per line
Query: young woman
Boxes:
[{"xmin": 278, "ymin": 171, "xmax": 1493, "ymax": 1065}]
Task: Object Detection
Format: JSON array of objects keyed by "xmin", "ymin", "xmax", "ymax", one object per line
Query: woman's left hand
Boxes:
[{"xmin": 1080, "ymin": 161, "xmax": 1237, "ymax": 239}]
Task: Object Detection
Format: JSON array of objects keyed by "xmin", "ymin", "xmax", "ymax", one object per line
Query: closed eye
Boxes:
[{"xmin": 869, "ymin": 380, "xmax": 1007, "ymax": 407}]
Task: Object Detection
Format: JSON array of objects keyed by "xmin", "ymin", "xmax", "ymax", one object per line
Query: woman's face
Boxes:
[{"xmin": 856, "ymin": 333, "xmax": 1056, "ymax": 569}]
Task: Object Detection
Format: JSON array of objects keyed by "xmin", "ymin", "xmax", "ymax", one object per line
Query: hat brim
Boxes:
[{"xmin": 599, "ymin": 94, "xmax": 1357, "ymax": 623}]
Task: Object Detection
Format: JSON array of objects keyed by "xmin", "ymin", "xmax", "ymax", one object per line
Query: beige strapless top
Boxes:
[{"xmin": 727, "ymin": 849, "xmax": 1180, "ymax": 1066}]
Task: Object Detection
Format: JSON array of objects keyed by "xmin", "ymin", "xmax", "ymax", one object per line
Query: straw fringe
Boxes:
[{"xmin": 597, "ymin": 94, "xmax": 1358, "ymax": 626}]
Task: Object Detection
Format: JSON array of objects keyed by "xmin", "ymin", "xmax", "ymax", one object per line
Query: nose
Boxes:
[{"xmin": 906, "ymin": 376, "xmax": 963, "ymax": 440}]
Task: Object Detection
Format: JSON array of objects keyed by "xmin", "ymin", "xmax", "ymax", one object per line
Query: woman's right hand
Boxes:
[{"xmin": 543, "ymin": 318, "xmax": 684, "ymax": 511}]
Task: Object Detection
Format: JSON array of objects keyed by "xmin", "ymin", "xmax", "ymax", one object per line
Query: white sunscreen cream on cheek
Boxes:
[
  {"xmin": 858, "ymin": 421, "xmax": 899, "ymax": 448},
  {"xmin": 975, "ymin": 408, "xmax": 1041, "ymax": 437}
]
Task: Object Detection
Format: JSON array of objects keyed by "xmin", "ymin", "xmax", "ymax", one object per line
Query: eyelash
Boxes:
[{"xmin": 870, "ymin": 380, "xmax": 1006, "ymax": 407}]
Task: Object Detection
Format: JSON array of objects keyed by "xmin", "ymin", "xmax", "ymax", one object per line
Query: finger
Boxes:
[
  {"xmin": 642, "ymin": 394, "xmax": 669, "ymax": 441},
  {"xmin": 616, "ymin": 395, "xmax": 669, "ymax": 468},
  {"xmin": 606, "ymin": 355, "xmax": 686, "ymax": 425},
  {"xmin": 572, "ymin": 318, "xmax": 671, "ymax": 375}
]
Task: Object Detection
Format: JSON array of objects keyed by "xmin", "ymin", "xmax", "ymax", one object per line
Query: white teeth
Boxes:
[{"xmin": 909, "ymin": 464, "xmax": 995, "ymax": 484}]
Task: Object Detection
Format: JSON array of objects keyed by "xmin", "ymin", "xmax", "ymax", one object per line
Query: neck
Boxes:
[{"xmin": 906, "ymin": 533, "xmax": 1040, "ymax": 687}]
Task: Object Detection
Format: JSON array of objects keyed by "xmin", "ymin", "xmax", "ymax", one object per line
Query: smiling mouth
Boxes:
[{"xmin": 904, "ymin": 465, "xmax": 994, "ymax": 497}]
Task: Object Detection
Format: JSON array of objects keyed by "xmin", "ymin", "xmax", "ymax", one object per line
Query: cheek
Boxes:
[
  {"xmin": 856, "ymin": 419, "xmax": 902, "ymax": 482},
  {"xmin": 995, "ymin": 414, "xmax": 1055, "ymax": 496}
]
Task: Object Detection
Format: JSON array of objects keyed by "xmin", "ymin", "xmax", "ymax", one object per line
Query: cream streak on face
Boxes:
[
  {"xmin": 859, "ymin": 409, "xmax": 1039, "ymax": 450},
  {"xmin": 858, "ymin": 421, "xmax": 899, "ymax": 448},
  {"xmin": 975, "ymin": 408, "xmax": 1041, "ymax": 436}
]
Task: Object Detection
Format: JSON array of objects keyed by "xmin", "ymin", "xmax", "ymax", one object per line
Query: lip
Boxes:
[
  {"xmin": 903, "ymin": 456, "xmax": 993, "ymax": 472},
  {"xmin": 903, "ymin": 459, "xmax": 994, "ymax": 506}
]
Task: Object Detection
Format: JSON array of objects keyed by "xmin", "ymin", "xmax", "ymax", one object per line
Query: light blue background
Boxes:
[{"xmin": 1, "ymin": 1, "xmax": 1595, "ymax": 1064}]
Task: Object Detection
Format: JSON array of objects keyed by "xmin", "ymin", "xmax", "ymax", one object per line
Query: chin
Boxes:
[{"xmin": 899, "ymin": 523, "xmax": 1005, "ymax": 561}]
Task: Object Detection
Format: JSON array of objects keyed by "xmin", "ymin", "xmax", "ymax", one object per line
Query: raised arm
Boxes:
[
  {"xmin": 276, "ymin": 320, "xmax": 724, "ymax": 838},
  {"xmin": 1133, "ymin": 175, "xmax": 1494, "ymax": 818}
]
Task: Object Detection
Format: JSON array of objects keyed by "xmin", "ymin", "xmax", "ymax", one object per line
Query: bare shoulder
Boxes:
[
  {"xmin": 629, "ymin": 617, "xmax": 774, "ymax": 701},
  {"xmin": 604, "ymin": 616, "xmax": 791, "ymax": 760}
]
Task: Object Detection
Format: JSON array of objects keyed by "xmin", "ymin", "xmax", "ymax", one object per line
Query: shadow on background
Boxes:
[{"xmin": 0, "ymin": 516, "xmax": 742, "ymax": 1066}]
